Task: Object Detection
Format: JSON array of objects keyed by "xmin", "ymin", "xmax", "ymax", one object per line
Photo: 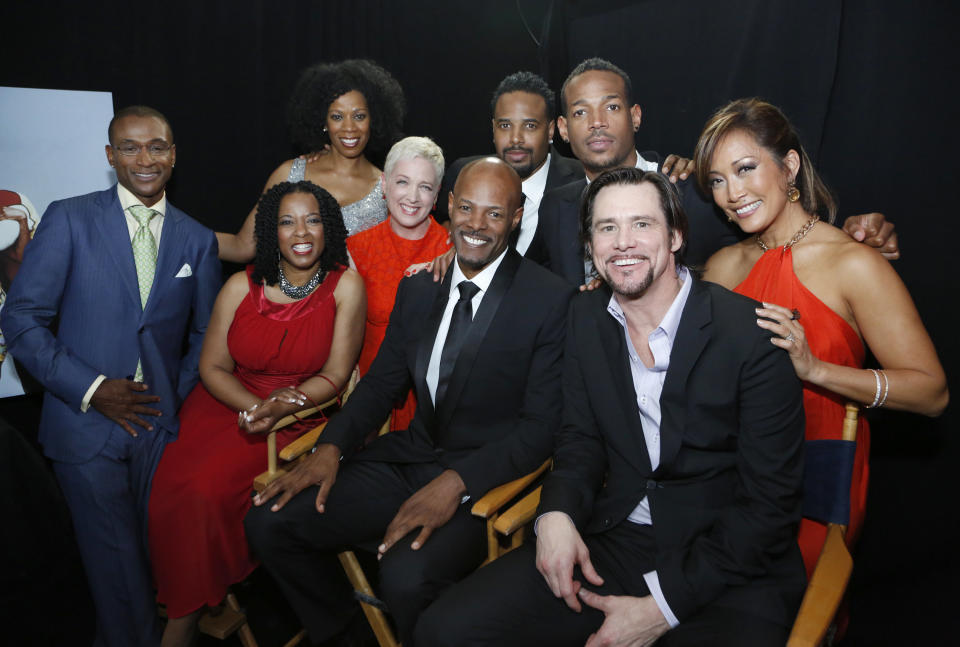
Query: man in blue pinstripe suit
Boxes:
[{"xmin": 1, "ymin": 105, "xmax": 220, "ymax": 647}]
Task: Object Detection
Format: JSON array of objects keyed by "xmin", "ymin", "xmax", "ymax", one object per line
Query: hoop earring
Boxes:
[{"xmin": 786, "ymin": 183, "xmax": 800, "ymax": 202}]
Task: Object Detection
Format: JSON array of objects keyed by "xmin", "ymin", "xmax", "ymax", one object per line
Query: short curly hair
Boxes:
[
  {"xmin": 251, "ymin": 181, "xmax": 349, "ymax": 286},
  {"xmin": 286, "ymin": 59, "xmax": 406, "ymax": 158}
]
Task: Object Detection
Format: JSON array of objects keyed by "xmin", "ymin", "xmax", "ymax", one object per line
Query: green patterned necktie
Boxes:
[{"xmin": 129, "ymin": 205, "xmax": 158, "ymax": 381}]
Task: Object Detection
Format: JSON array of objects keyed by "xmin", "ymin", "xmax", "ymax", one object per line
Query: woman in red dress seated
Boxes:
[
  {"xmin": 693, "ymin": 98, "xmax": 948, "ymax": 577},
  {"xmin": 346, "ymin": 136, "xmax": 451, "ymax": 431},
  {"xmin": 149, "ymin": 181, "xmax": 365, "ymax": 646}
]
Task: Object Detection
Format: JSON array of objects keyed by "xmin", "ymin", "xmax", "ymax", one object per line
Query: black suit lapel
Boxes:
[
  {"xmin": 436, "ymin": 250, "xmax": 521, "ymax": 427},
  {"xmin": 591, "ymin": 289, "xmax": 654, "ymax": 475},
  {"xmin": 414, "ymin": 273, "xmax": 452, "ymax": 427},
  {"xmin": 508, "ymin": 222, "xmax": 522, "ymax": 250},
  {"xmin": 658, "ymin": 278, "xmax": 712, "ymax": 472}
]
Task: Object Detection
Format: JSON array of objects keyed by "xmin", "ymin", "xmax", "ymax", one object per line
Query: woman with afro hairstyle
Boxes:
[
  {"xmin": 150, "ymin": 181, "xmax": 366, "ymax": 646},
  {"xmin": 217, "ymin": 59, "xmax": 406, "ymax": 262}
]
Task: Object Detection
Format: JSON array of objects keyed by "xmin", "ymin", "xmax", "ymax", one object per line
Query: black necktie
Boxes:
[{"xmin": 436, "ymin": 280, "xmax": 480, "ymax": 406}]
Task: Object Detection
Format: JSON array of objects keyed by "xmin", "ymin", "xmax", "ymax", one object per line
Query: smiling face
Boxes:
[
  {"xmin": 558, "ymin": 70, "xmax": 641, "ymax": 179},
  {"xmin": 276, "ymin": 191, "xmax": 325, "ymax": 274},
  {"xmin": 105, "ymin": 115, "xmax": 176, "ymax": 207},
  {"xmin": 706, "ymin": 129, "xmax": 799, "ymax": 234},
  {"xmin": 448, "ymin": 160, "xmax": 523, "ymax": 279},
  {"xmin": 589, "ymin": 182, "xmax": 681, "ymax": 299},
  {"xmin": 384, "ymin": 156, "xmax": 440, "ymax": 238},
  {"xmin": 492, "ymin": 91, "xmax": 554, "ymax": 180},
  {"xmin": 326, "ymin": 90, "xmax": 371, "ymax": 158}
]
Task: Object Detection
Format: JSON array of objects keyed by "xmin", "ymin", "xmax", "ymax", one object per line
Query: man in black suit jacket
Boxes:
[
  {"xmin": 539, "ymin": 58, "xmax": 740, "ymax": 286},
  {"xmin": 416, "ymin": 168, "xmax": 806, "ymax": 647},
  {"xmin": 436, "ymin": 71, "xmax": 582, "ymax": 263},
  {"xmin": 540, "ymin": 57, "xmax": 898, "ymax": 287},
  {"xmin": 245, "ymin": 158, "xmax": 573, "ymax": 646}
]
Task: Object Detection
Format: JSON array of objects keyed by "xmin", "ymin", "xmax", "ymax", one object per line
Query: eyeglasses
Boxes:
[{"xmin": 112, "ymin": 142, "xmax": 173, "ymax": 158}]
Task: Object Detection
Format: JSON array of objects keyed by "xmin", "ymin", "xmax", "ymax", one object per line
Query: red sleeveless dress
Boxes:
[
  {"xmin": 735, "ymin": 247, "xmax": 869, "ymax": 578},
  {"xmin": 149, "ymin": 266, "xmax": 343, "ymax": 617},
  {"xmin": 347, "ymin": 217, "xmax": 450, "ymax": 431}
]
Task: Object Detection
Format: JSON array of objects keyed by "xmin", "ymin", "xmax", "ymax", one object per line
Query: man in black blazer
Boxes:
[
  {"xmin": 436, "ymin": 71, "xmax": 582, "ymax": 263},
  {"xmin": 245, "ymin": 158, "xmax": 574, "ymax": 646},
  {"xmin": 538, "ymin": 57, "xmax": 741, "ymax": 286},
  {"xmin": 541, "ymin": 58, "xmax": 899, "ymax": 288},
  {"xmin": 416, "ymin": 168, "xmax": 806, "ymax": 647}
]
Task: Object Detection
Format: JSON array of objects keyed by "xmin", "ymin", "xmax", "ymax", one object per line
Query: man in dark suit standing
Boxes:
[
  {"xmin": 416, "ymin": 168, "xmax": 806, "ymax": 647},
  {"xmin": 245, "ymin": 158, "xmax": 573, "ymax": 646},
  {"xmin": 539, "ymin": 58, "xmax": 897, "ymax": 288},
  {"xmin": 1, "ymin": 105, "xmax": 221, "ymax": 646},
  {"xmin": 436, "ymin": 71, "xmax": 582, "ymax": 261}
]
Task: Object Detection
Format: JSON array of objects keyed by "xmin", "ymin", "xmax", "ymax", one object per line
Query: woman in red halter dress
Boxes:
[
  {"xmin": 149, "ymin": 181, "xmax": 365, "ymax": 646},
  {"xmin": 347, "ymin": 136, "xmax": 451, "ymax": 432},
  {"xmin": 694, "ymin": 98, "xmax": 947, "ymax": 577}
]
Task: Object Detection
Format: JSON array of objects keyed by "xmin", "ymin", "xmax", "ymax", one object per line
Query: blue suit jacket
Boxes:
[{"xmin": 1, "ymin": 185, "xmax": 221, "ymax": 463}]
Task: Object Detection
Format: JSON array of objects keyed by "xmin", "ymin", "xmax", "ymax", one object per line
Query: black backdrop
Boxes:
[{"xmin": 4, "ymin": 1, "xmax": 957, "ymax": 643}]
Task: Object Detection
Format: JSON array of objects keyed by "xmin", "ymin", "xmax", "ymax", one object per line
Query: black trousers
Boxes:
[
  {"xmin": 415, "ymin": 522, "xmax": 790, "ymax": 647},
  {"xmin": 244, "ymin": 458, "xmax": 486, "ymax": 646}
]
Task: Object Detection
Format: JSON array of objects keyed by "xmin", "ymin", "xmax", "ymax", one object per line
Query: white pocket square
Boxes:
[{"xmin": 175, "ymin": 263, "xmax": 193, "ymax": 278}]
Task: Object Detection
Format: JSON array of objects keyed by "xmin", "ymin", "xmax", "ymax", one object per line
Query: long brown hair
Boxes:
[{"xmin": 693, "ymin": 98, "xmax": 837, "ymax": 224}]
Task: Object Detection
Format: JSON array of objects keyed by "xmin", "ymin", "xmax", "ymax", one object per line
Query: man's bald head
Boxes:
[
  {"xmin": 453, "ymin": 157, "xmax": 522, "ymax": 208},
  {"xmin": 448, "ymin": 157, "xmax": 524, "ymax": 278}
]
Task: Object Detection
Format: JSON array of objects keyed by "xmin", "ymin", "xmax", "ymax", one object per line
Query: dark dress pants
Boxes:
[
  {"xmin": 244, "ymin": 458, "xmax": 487, "ymax": 646},
  {"xmin": 52, "ymin": 423, "xmax": 170, "ymax": 647},
  {"xmin": 415, "ymin": 521, "xmax": 790, "ymax": 647}
]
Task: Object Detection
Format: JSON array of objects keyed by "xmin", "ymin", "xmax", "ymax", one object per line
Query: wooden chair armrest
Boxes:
[
  {"xmin": 787, "ymin": 523, "xmax": 853, "ymax": 647},
  {"xmin": 471, "ymin": 459, "xmax": 551, "ymax": 519},
  {"xmin": 269, "ymin": 406, "xmax": 321, "ymax": 432},
  {"xmin": 277, "ymin": 421, "xmax": 331, "ymax": 462},
  {"xmin": 493, "ymin": 485, "xmax": 542, "ymax": 536}
]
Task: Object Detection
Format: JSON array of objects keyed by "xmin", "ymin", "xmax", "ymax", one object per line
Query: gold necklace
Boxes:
[{"xmin": 756, "ymin": 215, "xmax": 819, "ymax": 252}]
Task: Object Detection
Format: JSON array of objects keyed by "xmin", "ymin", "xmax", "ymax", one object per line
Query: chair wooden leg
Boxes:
[
  {"xmin": 481, "ymin": 515, "xmax": 500, "ymax": 566},
  {"xmin": 281, "ymin": 629, "xmax": 308, "ymax": 647},
  {"xmin": 225, "ymin": 592, "xmax": 259, "ymax": 647},
  {"xmin": 338, "ymin": 551, "xmax": 400, "ymax": 647}
]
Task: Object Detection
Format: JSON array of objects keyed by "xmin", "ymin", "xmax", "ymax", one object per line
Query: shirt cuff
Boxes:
[
  {"xmin": 643, "ymin": 570, "xmax": 680, "ymax": 628},
  {"xmin": 81, "ymin": 375, "xmax": 107, "ymax": 413}
]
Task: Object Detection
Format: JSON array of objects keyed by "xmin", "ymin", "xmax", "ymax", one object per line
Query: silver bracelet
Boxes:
[
  {"xmin": 877, "ymin": 369, "xmax": 890, "ymax": 408},
  {"xmin": 865, "ymin": 368, "xmax": 882, "ymax": 408}
]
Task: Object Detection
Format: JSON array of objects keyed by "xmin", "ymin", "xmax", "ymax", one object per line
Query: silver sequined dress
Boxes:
[{"xmin": 287, "ymin": 158, "xmax": 387, "ymax": 236}]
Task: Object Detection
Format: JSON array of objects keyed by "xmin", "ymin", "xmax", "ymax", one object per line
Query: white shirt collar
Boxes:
[
  {"xmin": 117, "ymin": 182, "xmax": 167, "ymax": 217},
  {"xmin": 448, "ymin": 247, "xmax": 509, "ymax": 298},
  {"xmin": 606, "ymin": 266, "xmax": 692, "ymax": 350},
  {"xmin": 585, "ymin": 151, "xmax": 658, "ymax": 184},
  {"xmin": 521, "ymin": 152, "xmax": 552, "ymax": 205}
]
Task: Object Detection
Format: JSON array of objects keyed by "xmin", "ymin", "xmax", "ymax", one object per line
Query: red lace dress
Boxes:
[
  {"xmin": 735, "ymin": 247, "xmax": 869, "ymax": 578},
  {"xmin": 149, "ymin": 266, "xmax": 343, "ymax": 617},
  {"xmin": 347, "ymin": 217, "xmax": 450, "ymax": 431}
]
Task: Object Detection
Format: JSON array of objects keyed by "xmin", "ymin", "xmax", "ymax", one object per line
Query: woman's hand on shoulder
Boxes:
[
  {"xmin": 298, "ymin": 147, "xmax": 331, "ymax": 164},
  {"xmin": 755, "ymin": 302, "xmax": 822, "ymax": 382},
  {"xmin": 841, "ymin": 212, "xmax": 899, "ymax": 260}
]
